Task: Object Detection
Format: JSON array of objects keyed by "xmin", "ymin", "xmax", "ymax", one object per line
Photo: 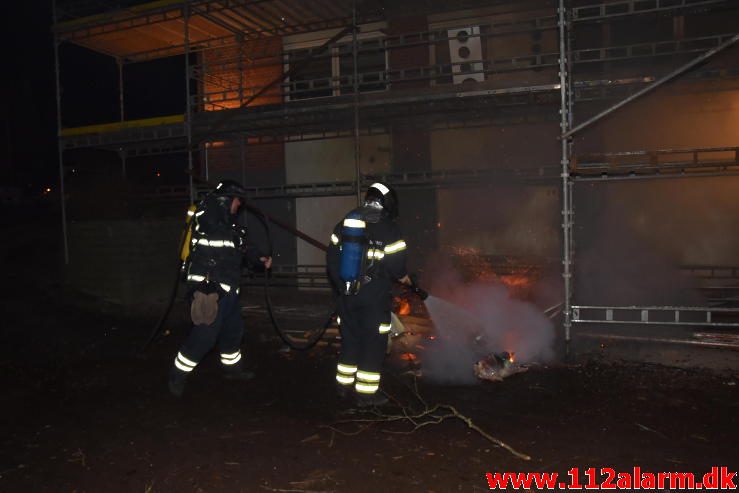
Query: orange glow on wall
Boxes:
[{"xmin": 202, "ymin": 37, "xmax": 283, "ymax": 112}]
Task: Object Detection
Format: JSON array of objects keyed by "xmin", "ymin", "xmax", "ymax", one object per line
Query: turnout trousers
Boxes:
[
  {"xmin": 335, "ymin": 289, "xmax": 392, "ymax": 395},
  {"xmin": 172, "ymin": 291, "xmax": 245, "ymax": 376}
]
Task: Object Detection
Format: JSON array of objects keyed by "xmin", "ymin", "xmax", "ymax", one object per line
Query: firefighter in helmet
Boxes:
[
  {"xmin": 326, "ymin": 182, "xmax": 411, "ymax": 407},
  {"xmin": 168, "ymin": 180, "xmax": 272, "ymax": 397}
]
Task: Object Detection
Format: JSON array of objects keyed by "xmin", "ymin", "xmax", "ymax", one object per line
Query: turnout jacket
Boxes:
[
  {"xmin": 326, "ymin": 205, "xmax": 408, "ymax": 300},
  {"xmin": 186, "ymin": 195, "xmax": 263, "ymax": 294}
]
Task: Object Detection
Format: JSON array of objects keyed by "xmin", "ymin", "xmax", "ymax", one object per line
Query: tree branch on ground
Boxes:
[{"xmin": 322, "ymin": 378, "xmax": 531, "ymax": 461}]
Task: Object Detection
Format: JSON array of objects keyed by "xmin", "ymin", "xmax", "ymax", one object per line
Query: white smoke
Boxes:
[{"xmin": 421, "ymin": 265, "xmax": 555, "ymax": 384}]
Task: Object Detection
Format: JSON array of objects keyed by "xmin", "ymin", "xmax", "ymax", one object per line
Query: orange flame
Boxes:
[
  {"xmin": 395, "ymin": 297, "xmax": 411, "ymax": 316},
  {"xmin": 499, "ymin": 275, "xmax": 532, "ymax": 289},
  {"xmin": 400, "ymin": 352, "xmax": 417, "ymax": 361},
  {"xmin": 448, "ymin": 247, "xmax": 539, "ymax": 297}
]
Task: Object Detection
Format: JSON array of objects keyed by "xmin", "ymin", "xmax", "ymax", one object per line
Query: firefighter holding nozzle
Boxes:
[
  {"xmin": 168, "ymin": 180, "xmax": 272, "ymax": 397},
  {"xmin": 327, "ymin": 182, "xmax": 411, "ymax": 407}
]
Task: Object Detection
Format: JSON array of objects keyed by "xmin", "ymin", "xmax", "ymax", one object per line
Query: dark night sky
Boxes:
[
  {"xmin": 1, "ymin": 1, "xmax": 185, "ymax": 192},
  {"xmin": 2, "ymin": 2, "xmax": 59, "ymax": 189}
]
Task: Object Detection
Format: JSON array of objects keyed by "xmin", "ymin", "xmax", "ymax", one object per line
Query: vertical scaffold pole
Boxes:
[
  {"xmin": 566, "ymin": 5, "xmax": 574, "ymax": 131},
  {"xmin": 117, "ymin": 58, "xmax": 126, "ymax": 177},
  {"xmin": 565, "ymin": 3, "xmax": 575, "ymax": 298},
  {"xmin": 117, "ymin": 58, "xmax": 125, "ymax": 122},
  {"xmin": 240, "ymin": 137, "xmax": 246, "ymax": 186},
  {"xmin": 184, "ymin": 5, "xmax": 195, "ymax": 203},
  {"xmin": 238, "ymin": 40, "xmax": 244, "ymax": 106},
  {"xmin": 558, "ymin": 0, "xmax": 573, "ymax": 350},
  {"xmin": 52, "ymin": 0, "xmax": 69, "ymax": 265},
  {"xmin": 204, "ymin": 142, "xmax": 210, "ymax": 182},
  {"xmin": 352, "ymin": 1, "xmax": 361, "ymax": 205}
]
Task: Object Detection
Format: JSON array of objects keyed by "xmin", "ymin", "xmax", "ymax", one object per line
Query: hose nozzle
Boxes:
[
  {"xmin": 411, "ymin": 285, "xmax": 429, "ymax": 300},
  {"xmin": 407, "ymin": 274, "xmax": 428, "ymax": 300},
  {"xmin": 399, "ymin": 274, "xmax": 429, "ymax": 300}
]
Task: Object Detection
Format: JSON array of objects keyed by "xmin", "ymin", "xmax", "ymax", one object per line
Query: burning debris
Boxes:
[
  {"xmin": 390, "ymin": 292, "xmax": 548, "ymax": 383},
  {"xmin": 399, "ymin": 352, "xmax": 418, "ymax": 361},
  {"xmin": 473, "ymin": 351, "xmax": 529, "ymax": 382},
  {"xmin": 387, "ymin": 257, "xmax": 555, "ymax": 384},
  {"xmin": 390, "ymin": 322, "xmax": 530, "ymax": 383},
  {"xmin": 393, "ymin": 296, "xmax": 411, "ymax": 316},
  {"xmin": 448, "ymin": 247, "xmax": 543, "ymax": 299},
  {"xmin": 388, "ymin": 311, "xmax": 428, "ymax": 377}
]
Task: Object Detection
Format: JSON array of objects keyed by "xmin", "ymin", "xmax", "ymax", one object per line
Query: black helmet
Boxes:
[
  {"xmin": 212, "ymin": 180, "xmax": 246, "ymax": 215},
  {"xmin": 364, "ymin": 182, "xmax": 398, "ymax": 219},
  {"xmin": 213, "ymin": 179, "xmax": 246, "ymax": 198}
]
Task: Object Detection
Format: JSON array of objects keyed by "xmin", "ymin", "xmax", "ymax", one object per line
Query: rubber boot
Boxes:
[
  {"xmin": 355, "ymin": 392, "xmax": 389, "ymax": 408},
  {"xmin": 336, "ymin": 382, "xmax": 353, "ymax": 400},
  {"xmin": 168, "ymin": 367, "xmax": 188, "ymax": 397},
  {"xmin": 222, "ymin": 361, "xmax": 255, "ymax": 381}
]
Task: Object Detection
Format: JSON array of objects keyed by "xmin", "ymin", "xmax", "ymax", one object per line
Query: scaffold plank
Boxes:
[
  {"xmin": 54, "ymin": 0, "xmax": 733, "ymax": 62},
  {"xmin": 572, "ymin": 0, "xmax": 731, "ymax": 21},
  {"xmin": 60, "ymin": 114, "xmax": 185, "ymax": 136},
  {"xmin": 571, "ymin": 146, "xmax": 739, "ymax": 179}
]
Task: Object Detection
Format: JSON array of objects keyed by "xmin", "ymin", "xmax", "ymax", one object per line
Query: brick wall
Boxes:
[
  {"xmin": 388, "ymin": 16, "xmax": 430, "ymax": 91},
  {"xmin": 200, "ymin": 35, "xmax": 286, "ymax": 184},
  {"xmin": 201, "ymin": 36, "xmax": 283, "ymax": 110},
  {"xmin": 204, "ymin": 139, "xmax": 286, "ymax": 185},
  {"xmin": 198, "ymin": 35, "xmax": 294, "ymax": 268},
  {"xmin": 387, "ymin": 16, "xmax": 438, "ymax": 271},
  {"xmin": 392, "ymin": 125, "xmax": 438, "ymax": 273}
]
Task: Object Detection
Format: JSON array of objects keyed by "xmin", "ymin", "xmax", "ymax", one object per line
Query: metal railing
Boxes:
[
  {"xmin": 572, "ymin": 305, "xmax": 739, "ymax": 327},
  {"xmin": 242, "ymin": 264, "xmax": 330, "ymax": 289}
]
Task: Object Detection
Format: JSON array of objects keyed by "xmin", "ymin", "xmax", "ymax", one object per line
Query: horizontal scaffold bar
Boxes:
[
  {"xmin": 576, "ymin": 331, "xmax": 739, "ymax": 349},
  {"xmin": 572, "ymin": 305, "xmax": 739, "ymax": 327},
  {"xmin": 60, "ymin": 114, "xmax": 185, "ymax": 137}
]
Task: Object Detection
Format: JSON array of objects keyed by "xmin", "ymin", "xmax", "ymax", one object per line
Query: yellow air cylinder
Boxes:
[{"xmin": 180, "ymin": 204, "xmax": 197, "ymax": 262}]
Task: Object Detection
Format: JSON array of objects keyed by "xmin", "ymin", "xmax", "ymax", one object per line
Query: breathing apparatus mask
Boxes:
[
  {"xmin": 364, "ymin": 182, "xmax": 398, "ymax": 219},
  {"xmin": 209, "ymin": 180, "xmax": 247, "ymax": 224}
]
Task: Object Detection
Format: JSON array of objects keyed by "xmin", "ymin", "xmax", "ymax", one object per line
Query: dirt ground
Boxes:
[
  {"xmin": 1, "ymin": 277, "xmax": 738, "ymax": 493},
  {"xmin": 1, "ymin": 221, "xmax": 737, "ymax": 492}
]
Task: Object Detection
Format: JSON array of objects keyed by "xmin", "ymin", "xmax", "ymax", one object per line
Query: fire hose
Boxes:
[
  {"xmin": 142, "ymin": 178, "xmax": 429, "ymax": 353},
  {"xmin": 244, "ymin": 202, "xmax": 334, "ymax": 351},
  {"xmin": 233, "ymin": 205, "xmax": 428, "ymax": 349},
  {"xmin": 142, "ymin": 183, "xmax": 334, "ymax": 353}
]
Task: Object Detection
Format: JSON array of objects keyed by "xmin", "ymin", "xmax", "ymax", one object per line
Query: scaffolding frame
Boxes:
[{"xmin": 52, "ymin": 0, "xmax": 739, "ymax": 347}]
